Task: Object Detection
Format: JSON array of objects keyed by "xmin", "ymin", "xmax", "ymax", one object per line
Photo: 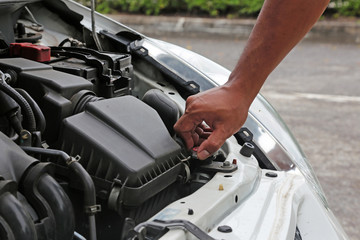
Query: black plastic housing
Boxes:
[
  {"xmin": 50, "ymin": 47, "xmax": 133, "ymax": 98},
  {"xmin": 0, "ymin": 57, "xmax": 93, "ymax": 143},
  {"xmin": 0, "ymin": 131, "xmax": 37, "ymax": 181},
  {"xmin": 59, "ymin": 96, "xmax": 183, "ymax": 207}
]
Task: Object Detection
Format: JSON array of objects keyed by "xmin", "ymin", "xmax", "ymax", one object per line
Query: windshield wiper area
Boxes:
[{"xmin": 123, "ymin": 219, "xmax": 217, "ymax": 240}]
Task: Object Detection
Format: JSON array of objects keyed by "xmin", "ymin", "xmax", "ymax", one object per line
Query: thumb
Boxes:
[
  {"xmin": 197, "ymin": 129, "xmax": 226, "ymax": 160},
  {"xmin": 174, "ymin": 113, "xmax": 201, "ymax": 149}
]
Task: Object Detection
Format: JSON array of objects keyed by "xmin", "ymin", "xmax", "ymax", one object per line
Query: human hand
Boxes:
[{"xmin": 174, "ymin": 84, "xmax": 250, "ymax": 160}]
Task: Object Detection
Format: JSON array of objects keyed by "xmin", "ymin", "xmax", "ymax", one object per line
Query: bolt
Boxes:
[
  {"xmin": 217, "ymin": 225, "xmax": 232, "ymax": 233},
  {"xmin": 188, "ymin": 208, "xmax": 194, "ymax": 215},
  {"xmin": 222, "ymin": 161, "xmax": 230, "ymax": 167},
  {"xmin": 265, "ymin": 172, "xmax": 278, "ymax": 178}
]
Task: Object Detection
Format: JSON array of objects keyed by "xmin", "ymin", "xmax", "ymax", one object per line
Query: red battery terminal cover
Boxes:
[{"xmin": 10, "ymin": 43, "xmax": 50, "ymax": 62}]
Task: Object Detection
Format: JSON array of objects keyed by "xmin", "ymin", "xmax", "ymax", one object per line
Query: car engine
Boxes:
[
  {"xmin": 0, "ymin": 36, "xmax": 194, "ymax": 240},
  {"xmin": 0, "ymin": 1, "xmax": 238, "ymax": 239}
]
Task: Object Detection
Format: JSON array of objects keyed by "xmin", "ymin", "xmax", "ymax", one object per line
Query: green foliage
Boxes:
[
  {"xmin": 96, "ymin": 1, "xmax": 112, "ymax": 14},
  {"xmin": 184, "ymin": 0, "xmax": 241, "ymax": 17},
  {"xmin": 238, "ymin": 0, "xmax": 264, "ymax": 15},
  {"xmin": 76, "ymin": 0, "xmax": 360, "ymax": 18},
  {"xmin": 182, "ymin": 0, "xmax": 263, "ymax": 17},
  {"xmin": 336, "ymin": 0, "xmax": 360, "ymax": 16},
  {"xmin": 100, "ymin": 0, "xmax": 172, "ymax": 15}
]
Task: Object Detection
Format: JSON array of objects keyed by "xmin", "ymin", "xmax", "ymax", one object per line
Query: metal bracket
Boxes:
[
  {"xmin": 127, "ymin": 219, "xmax": 217, "ymax": 240},
  {"xmin": 199, "ymin": 161, "xmax": 238, "ymax": 173},
  {"xmin": 85, "ymin": 204, "xmax": 101, "ymax": 215}
]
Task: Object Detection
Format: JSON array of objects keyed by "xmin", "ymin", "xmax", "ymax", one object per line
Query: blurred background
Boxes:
[
  {"xmin": 79, "ymin": 0, "xmax": 360, "ymax": 18},
  {"xmin": 79, "ymin": 0, "xmax": 360, "ymax": 239}
]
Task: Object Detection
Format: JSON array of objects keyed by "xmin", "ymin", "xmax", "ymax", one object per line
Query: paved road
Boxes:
[{"xmin": 149, "ymin": 34, "xmax": 360, "ymax": 239}]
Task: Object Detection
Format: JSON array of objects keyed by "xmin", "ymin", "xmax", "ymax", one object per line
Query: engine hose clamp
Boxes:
[
  {"xmin": 180, "ymin": 156, "xmax": 191, "ymax": 162},
  {"xmin": 66, "ymin": 155, "xmax": 81, "ymax": 165},
  {"xmin": 183, "ymin": 163, "xmax": 191, "ymax": 183},
  {"xmin": 85, "ymin": 204, "xmax": 102, "ymax": 215},
  {"xmin": 0, "ymin": 71, "xmax": 11, "ymax": 84}
]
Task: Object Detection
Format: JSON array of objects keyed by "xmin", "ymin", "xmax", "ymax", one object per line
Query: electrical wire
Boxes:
[
  {"xmin": 16, "ymin": 88, "xmax": 46, "ymax": 133},
  {"xmin": 0, "ymin": 71, "xmax": 36, "ymax": 132}
]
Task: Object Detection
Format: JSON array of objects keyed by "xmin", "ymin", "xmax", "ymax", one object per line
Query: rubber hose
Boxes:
[
  {"xmin": 20, "ymin": 147, "xmax": 98, "ymax": 240},
  {"xmin": 67, "ymin": 161, "xmax": 98, "ymax": 240},
  {"xmin": 73, "ymin": 94, "xmax": 103, "ymax": 114},
  {"xmin": 21, "ymin": 146, "xmax": 69, "ymax": 162},
  {"xmin": 20, "ymin": 147, "xmax": 96, "ymax": 207},
  {"xmin": 0, "ymin": 82, "xmax": 36, "ymax": 132},
  {"xmin": 0, "ymin": 91, "xmax": 22, "ymax": 135},
  {"xmin": 67, "ymin": 160, "xmax": 96, "ymax": 209},
  {"xmin": 88, "ymin": 215, "xmax": 97, "ymax": 240},
  {"xmin": 16, "ymin": 88, "xmax": 46, "ymax": 133},
  {"xmin": 8, "ymin": 113, "xmax": 23, "ymax": 135}
]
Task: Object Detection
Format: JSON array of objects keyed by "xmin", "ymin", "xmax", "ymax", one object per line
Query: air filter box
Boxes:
[{"xmin": 59, "ymin": 96, "xmax": 183, "ymax": 207}]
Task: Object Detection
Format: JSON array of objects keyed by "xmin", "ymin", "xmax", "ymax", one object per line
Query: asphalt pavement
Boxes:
[
  {"xmin": 108, "ymin": 14, "xmax": 360, "ymax": 44},
  {"xmin": 108, "ymin": 14, "xmax": 360, "ymax": 239}
]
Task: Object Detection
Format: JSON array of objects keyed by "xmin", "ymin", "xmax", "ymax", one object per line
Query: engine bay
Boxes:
[{"xmin": 0, "ymin": 1, "xmax": 251, "ymax": 239}]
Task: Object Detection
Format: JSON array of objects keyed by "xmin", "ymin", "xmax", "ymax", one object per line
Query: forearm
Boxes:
[
  {"xmin": 227, "ymin": 0, "xmax": 329, "ymax": 106},
  {"xmin": 174, "ymin": 0, "xmax": 329, "ymax": 159}
]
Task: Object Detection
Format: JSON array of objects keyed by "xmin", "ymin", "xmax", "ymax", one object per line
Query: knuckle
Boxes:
[
  {"xmin": 173, "ymin": 121, "xmax": 181, "ymax": 131},
  {"xmin": 185, "ymin": 96, "xmax": 202, "ymax": 111},
  {"xmin": 186, "ymin": 95, "xmax": 195, "ymax": 104},
  {"xmin": 206, "ymin": 139, "xmax": 222, "ymax": 152}
]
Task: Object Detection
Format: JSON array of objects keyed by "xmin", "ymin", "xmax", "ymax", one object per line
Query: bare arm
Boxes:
[{"xmin": 174, "ymin": 0, "xmax": 329, "ymax": 160}]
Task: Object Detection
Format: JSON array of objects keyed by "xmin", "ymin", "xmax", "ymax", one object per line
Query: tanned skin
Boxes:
[{"xmin": 174, "ymin": 0, "xmax": 330, "ymax": 160}]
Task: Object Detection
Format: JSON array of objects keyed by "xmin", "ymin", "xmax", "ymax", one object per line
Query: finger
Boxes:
[
  {"xmin": 179, "ymin": 131, "xmax": 195, "ymax": 149},
  {"xmin": 195, "ymin": 125, "xmax": 212, "ymax": 140},
  {"xmin": 197, "ymin": 128, "xmax": 227, "ymax": 160},
  {"xmin": 173, "ymin": 117, "xmax": 194, "ymax": 149},
  {"xmin": 200, "ymin": 122, "xmax": 212, "ymax": 132},
  {"xmin": 174, "ymin": 115, "xmax": 193, "ymax": 132},
  {"xmin": 191, "ymin": 132, "xmax": 199, "ymax": 148},
  {"xmin": 195, "ymin": 126, "xmax": 204, "ymax": 136},
  {"xmin": 174, "ymin": 113, "xmax": 202, "ymax": 149},
  {"xmin": 199, "ymin": 131, "xmax": 211, "ymax": 139},
  {"xmin": 174, "ymin": 112, "xmax": 203, "ymax": 132}
]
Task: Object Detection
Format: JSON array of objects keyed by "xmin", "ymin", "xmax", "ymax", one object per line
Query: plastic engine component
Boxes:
[
  {"xmin": 0, "ymin": 132, "xmax": 75, "ymax": 240},
  {"xmin": 0, "ymin": 57, "xmax": 93, "ymax": 143},
  {"xmin": 0, "ymin": 132, "xmax": 37, "ymax": 181},
  {"xmin": 59, "ymin": 96, "xmax": 183, "ymax": 207}
]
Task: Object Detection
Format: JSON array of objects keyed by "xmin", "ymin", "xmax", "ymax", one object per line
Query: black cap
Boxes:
[{"xmin": 240, "ymin": 142, "xmax": 255, "ymax": 157}]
